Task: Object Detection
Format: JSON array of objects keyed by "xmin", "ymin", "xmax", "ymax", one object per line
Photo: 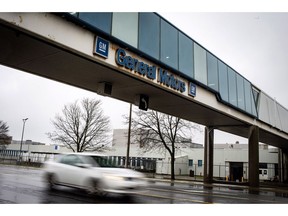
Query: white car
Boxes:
[{"xmin": 42, "ymin": 153, "xmax": 148, "ymax": 196}]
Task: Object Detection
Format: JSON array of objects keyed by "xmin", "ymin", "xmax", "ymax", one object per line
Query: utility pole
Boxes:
[
  {"xmin": 125, "ymin": 103, "xmax": 132, "ymax": 168},
  {"xmin": 19, "ymin": 118, "xmax": 28, "ymax": 163}
]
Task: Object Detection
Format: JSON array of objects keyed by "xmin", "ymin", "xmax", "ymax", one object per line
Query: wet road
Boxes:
[{"xmin": 1, "ymin": 165, "xmax": 288, "ymax": 204}]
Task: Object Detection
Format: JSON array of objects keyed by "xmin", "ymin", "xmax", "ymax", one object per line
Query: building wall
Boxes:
[
  {"xmin": 156, "ymin": 156, "xmax": 189, "ymax": 175},
  {"xmin": 112, "ymin": 129, "xmax": 139, "ymax": 147},
  {"xmin": 3, "ymin": 131, "xmax": 279, "ymax": 179}
]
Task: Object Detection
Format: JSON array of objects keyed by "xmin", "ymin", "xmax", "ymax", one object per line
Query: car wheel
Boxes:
[
  {"xmin": 46, "ymin": 173, "xmax": 56, "ymax": 191},
  {"xmin": 86, "ymin": 179, "xmax": 106, "ymax": 196}
]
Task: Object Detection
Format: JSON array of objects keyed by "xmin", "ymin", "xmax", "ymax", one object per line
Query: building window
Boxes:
[
  {"xmin": 259, "ymin": 163, "xmax": 268, "ymax": 169},
  {"xmin": 78, "ymin": 12, "xmax": 112, "ymax": 34},
  {"xmin": 112, "ymin": 12, "xmax": 138, "ymax": 48},
  {"xmin": 236, "ymin": 74, "xmax": 245, "ymax": 110},
  {"xmin": 228, "ymin": 67, "xmax": 237, "ymax": 107},
  {"xmin": 198, "ymin": 160, "xmax": 202, "ymax": 167},
  {"xmin": 244, "ymin": 79, "xmax": 252, "ymax": 114},
  {"xmin": 160, "ymin": 19, "xmax": 178, "ymax": 69},
  {"xmin": 137, "ymin": 158, "xmax": 141, "ymax": 167},
  {"xmin": 194, "ymin": 43, "xmax": 207, "ymax": 85},
  {"xmin": 218, "ymin": 60, "xmax": 229, "ymax": 102},
  {"xmin": 188, "ymin": 159, "xmax": 193, "ymax": 166},
  {"xmin": 252, "ymin": 86, "xmax": 260, "ymax": 113},
  {"xmin": 251, "ymin": 89, "xmax": 259, "ymax": 116},
  {"xmin": 207, "ymin": 52, "xmax": 219, "ymax": 91},
  {"xmin": 179, "ymin": 32, "xmax": 194, "ymax": 78},
  {"xmin": 138, "ymin": 13, "xmax": 160, "ymax": 60},
  {"xmin": 132, "ymin": 157, "xmax": 136, "ymax": 167}
]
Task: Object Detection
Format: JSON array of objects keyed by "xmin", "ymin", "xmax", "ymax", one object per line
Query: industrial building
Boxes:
[{"xmin": 1, "ymin": 129, "xmax": 279, "ymax": 182}]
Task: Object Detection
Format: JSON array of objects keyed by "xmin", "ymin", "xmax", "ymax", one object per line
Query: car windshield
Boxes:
[{"xmin": 90, "ymin": 155, "xmax": 117, "ymax": 168}]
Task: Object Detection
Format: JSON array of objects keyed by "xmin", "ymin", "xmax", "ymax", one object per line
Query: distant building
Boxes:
[
  {"xmin": 112, "ymin": 128, "xmax": 203, "ymax": 148},
  {"xmin": 110, "ymin": 129, "xmax": 278, "ymax": 181},
  {"xmin": 0, "ymin": 129, "xmax": 279, "ymax": 182}
]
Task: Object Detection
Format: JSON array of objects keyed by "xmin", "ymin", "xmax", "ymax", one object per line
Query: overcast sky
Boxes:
[{"xmin": 1, "ymin": 11, "xmax": 288, "ymax": 145}]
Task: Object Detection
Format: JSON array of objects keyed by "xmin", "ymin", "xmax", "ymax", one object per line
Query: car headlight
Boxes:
[{"xmin": 103, "ymin": 174, "xmax": 125, "ymax": 181}]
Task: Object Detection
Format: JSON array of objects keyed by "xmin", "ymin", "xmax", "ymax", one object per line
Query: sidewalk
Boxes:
[{"xmin": 146, "ymin": 173, "xmax": 288, "ymax": 194}]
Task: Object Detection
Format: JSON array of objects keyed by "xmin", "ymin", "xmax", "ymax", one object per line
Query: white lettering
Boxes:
[{"xmin": 99, "ymin": 42, "xmax": 106, "ymax": 52}]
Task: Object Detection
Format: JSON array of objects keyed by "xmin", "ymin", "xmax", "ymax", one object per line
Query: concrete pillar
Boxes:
[
  {"xmin": 279, "ymin": 148, "xmax": 288, "ymax": 183},
  {"xmin": 284, "ymin": 151, "xmax": 288, "ymax": 183},
  {"xmin": 204, "ymin": 126, "xmax": 214, "ymax": 184},
  {"xmin": 248, "ymin": 125, "xmax": 259, "ymax": 187},
  {"xmin": 279, "ymin": 149, "xmax": 283, "ymax": 183}
]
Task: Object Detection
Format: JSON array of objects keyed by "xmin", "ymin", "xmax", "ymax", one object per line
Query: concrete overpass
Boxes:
[{"xmin": 1, "ymin": 12, "xmax": 288, "ymax": 186}]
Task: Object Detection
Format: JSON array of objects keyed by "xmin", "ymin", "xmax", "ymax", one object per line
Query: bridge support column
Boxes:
[
  {"xmin": 248, "ymin": 125, "xmax": 259, "ymax": 187},
  {"xmin": 204, "ymin": 126, "xmax": 214, "ymax": 184},
  {"xmin": 279, "ymin": 148, "xmax": 288, "ymax": 183}
]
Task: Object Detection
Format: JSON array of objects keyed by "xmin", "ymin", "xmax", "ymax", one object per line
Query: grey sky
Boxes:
[{"xmin": 1, "ymin": 12, "xmax": 288, "ymax": 145}]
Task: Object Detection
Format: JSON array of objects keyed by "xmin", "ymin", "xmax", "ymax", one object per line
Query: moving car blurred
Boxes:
[{"xmin": 42, "ymin": 152, "xmax": 148, "ymax": 196}]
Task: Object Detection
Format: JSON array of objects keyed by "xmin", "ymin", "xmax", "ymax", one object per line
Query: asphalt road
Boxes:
[{"xmin": 1, "ymin": 164, "xmax": 288, "ymax": 204}]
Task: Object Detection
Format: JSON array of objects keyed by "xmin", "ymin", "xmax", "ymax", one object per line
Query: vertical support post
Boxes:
[
  {"xmin": 284, "ymin": 152, "xmax": 288, "ymax": 183},
  {"xmin": 204, "ymin": 126, "xmax": 214, "ymax": 184},
  {"xmin": 279, "ymin": 148, "xmax": 288, "ymax": 183},
  {"xmin": 125, "ymin": 103, "xmax": 132, "ymax": 168},
  {"xmin": 279, "ymin": 148, "xmax": 283, "ymax": 183},
  {"xmin": 248, "ymin": 125, "xmax": 259, "ymax": 187}
]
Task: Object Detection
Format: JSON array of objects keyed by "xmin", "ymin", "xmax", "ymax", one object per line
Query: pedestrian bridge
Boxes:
[{"xmin": 1, "ymin": 12, "xmax": 288, "ymax": 186}]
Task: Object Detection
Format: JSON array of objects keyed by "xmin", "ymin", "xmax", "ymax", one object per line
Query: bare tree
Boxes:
[
  {"xmin": 0, "ymin": 120, "xmax": 12, "ymax": 149},
  {"xmin": 125, "ymin": 108, "xmax": 202, "ymax": 180},
  {"xmin": 47, "ymin": 98, "xmax": 111, "ymax": 152}
]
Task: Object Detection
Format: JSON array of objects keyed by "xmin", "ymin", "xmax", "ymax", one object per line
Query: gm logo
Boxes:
[{"xmin": 94, "ymin": 36, "xmax": 109, "ymax": 58}]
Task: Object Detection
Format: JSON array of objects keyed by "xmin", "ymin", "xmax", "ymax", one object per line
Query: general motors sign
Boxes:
[{"xmin": 94, "ymin": 36, "xmax": 109, "ymax": 58}]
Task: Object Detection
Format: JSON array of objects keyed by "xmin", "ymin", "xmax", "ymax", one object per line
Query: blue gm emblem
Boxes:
[
  {"xmin": 189, "ymin": 82, "xmax": 196, "ymax": 97},
  {"xmin": 94, "ymin": 36, "xmax": 109, "ymax": 58}
]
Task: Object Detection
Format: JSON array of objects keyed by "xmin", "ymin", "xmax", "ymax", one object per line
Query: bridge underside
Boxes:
[{"xmin": 1, "ymin": 21, "xmax": 288, "ymax": 150}]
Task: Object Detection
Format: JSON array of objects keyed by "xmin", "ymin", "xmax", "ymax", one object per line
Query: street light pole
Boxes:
[{"xmin": 19, "ymin": 118, "xmax": 28, "ymax": 162}]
